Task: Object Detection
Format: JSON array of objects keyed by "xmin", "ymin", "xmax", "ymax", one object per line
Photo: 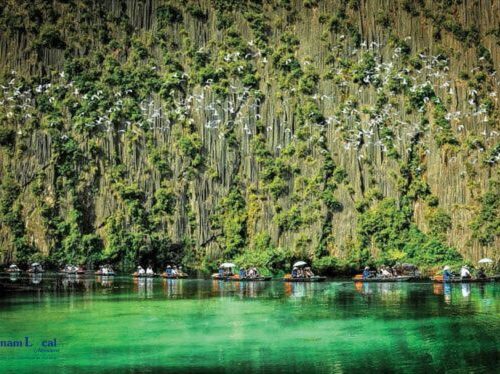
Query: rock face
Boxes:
[{"xmin": 0, "ymin": 0, "xmax": 498, "ymax": 270}]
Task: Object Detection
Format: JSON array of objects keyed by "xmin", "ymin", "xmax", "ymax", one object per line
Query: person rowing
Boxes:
[
  {"xmin": 137, "ymin": 266, "xmax": 145, "ymax": 276},
  {"xmin": 477, "ymin": 267, "xmax": 486, "ymax": 279},
  {"xmin": 253, "ymin": 267, "xmax": 260, "ymax": 278},
  {"xmin": 443, "ymin": 266, "xmax": 452, "ymax": 281},
  {"xmin": 460, "ymin": 265, "xmax": 471, "ymax": 280},
  {"xmin": 239, "ymin": 267, "xmax": 247, "ymax": 278},
  {"xmin": 362, "ymin": 266, "xmax": 372, "ymax": 279},
  {"xmin": 146, "ymin": 266, "xmax": 154, "ymax": 276},
  {"xmin": 304, "ymin": 267, "xmax": 314, "ymax": 277}
]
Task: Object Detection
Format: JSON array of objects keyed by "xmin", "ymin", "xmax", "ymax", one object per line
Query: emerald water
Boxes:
[{"xmin": 0, "ymin": 275, "xmax": 498, "ymax": 373}]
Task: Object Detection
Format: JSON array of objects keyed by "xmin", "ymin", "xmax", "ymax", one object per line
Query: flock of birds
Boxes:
[{"xmin": 1, "ymin": 38, "xmax": 498, "ymax": 165}]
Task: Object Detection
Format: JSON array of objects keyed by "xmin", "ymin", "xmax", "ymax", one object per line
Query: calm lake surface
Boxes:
[{"xmin": 0, "ymin": 274, "xmax": 498, "ymax": 373}]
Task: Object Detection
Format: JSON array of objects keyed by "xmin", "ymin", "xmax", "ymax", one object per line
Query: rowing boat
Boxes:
[
  {"xmin": 161, "ymin": 272, "xmax": 188, "ymax": 279},
  {"xmin": 212, "ymin": 274, "xmax": 271, "ymax": 281},
  {"xmin": 283, "ymin": 276, "xmax": 326, "ymax": 282},
  {"xmin": 95, "ymin": 271, "xmax": 115, "ymax": 276},
  {"xmin": 432, "ymin": 275, "xmax": 495, "ymax": 283},
  {"xmin": 27, "ymin": 269, "xmax": 44, "ymax": 273},
  {"xmin": 132, "ymin": 273, "xmax": 156, "ymax": 278},
  {"xmin": 352, "ymin": 275, "xmax": 413, "ymax": 282},
  {"xmin": 60, "ymin": 269, "xmax": 86, "ymax": 275}
]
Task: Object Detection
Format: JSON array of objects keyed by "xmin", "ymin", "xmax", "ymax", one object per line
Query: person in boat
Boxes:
[
  {"xmin": 218, "ymin": 265, "xmax": 224, "ymax": 278},
  {"xmin": 172, "ymin": 266, "xmax": 178, "ymax": 276},
  {"xmin": 362, "ymin": 266, "xmax": 372, "ymax": 279},
  {"xmin": 443, "ymin": 266, "xmax": 452, "ymax": 281},
  {"xmin": 252, "ymin": 267, "xmax": 260, "ymax": 278},
  {"xmin": 390, "ymin": 266, "xmax": 398, "ymax": 276},
  {"xmin": 304, "ymin": 267, "xmax": 314, "ymax": 278},
  {"xmin": 381, "ymin": 266, "xmax": 392, "ymax": 278},
  {"xmin": 239, "ymin": 267, "xmax": 247, "ymax": 278},
  {"xmin": 248, "ymin": 267, "xmax": 258, "ymax": 278},
  {"xmin": 165, "ymin": 265, "xmax": 173, "ymax": 276},
  {"xmin": 31, "ymin": 263, "xmax": 43, "ymax": 273},
  {"xmin": 291, "ymin": 266, "xmax": 299, "ymax": 278},
  {"xmin": 460, "ymin": 265, "xmax": 471, "ymax": 279},
  {"xmin": 137, "ymin": 266, "xmax": 145, "ymax": 275},
  {"xmin": 178, "ymin": 266, "xmax": 184, "ymax": 276},
  {"xmin": 477, "ymin": 267, "xmax": 486, "ymax": 279},
  {"xmin": 146, "ymin": 266, "xmax": 154, "ymax": 275}
]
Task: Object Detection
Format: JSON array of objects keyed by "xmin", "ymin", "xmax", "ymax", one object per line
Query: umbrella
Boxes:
[
  {"xmin": 293, "ymin": 261, "xmax": 307, "ymax": 267},
  {"xmin": 9, "ymin": 264, "xmax": 17, "ymax": 268},
  {"xmin": 31, "ymin": 263, "xmax": 40, "ymax": 267},
  {"xmin": 478, "ymin": 258, "xmax": 493, "ymax": 264},
  {"xmin": 220, "ymin": 262, "xmax": 236, "ymax": 268}
]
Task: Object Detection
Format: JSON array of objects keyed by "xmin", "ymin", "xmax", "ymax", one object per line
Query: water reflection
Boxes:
[
  {"xmin": 461, "ymin": 283, "xmax": 471, "ymax": 298},
  {"xmin": 210, "ymin": 279, "xmax": 270, "ymax": 298},
  {"xmin": 0, "ymin": 277, "xmax": 497, "ymax": 374},
  {"xmin": 444, "ymin": 283, "xmax": 452, "ymax": 304},
  {"xmin": 134, "ymin": 277, "xmax": 154, "ymax": 299},
  {"xmin": 96, "ymin": 275, "xmax": 114, "ymax": 287},
  {"xmin": 30, "ymin": 273, "xmax": 42, "ymax": 284},
  {"xmin": 431, "ymin": 282, "xmax": 481, "ymax": 304},
  {"xmin": 353, "ymin": 282, "xmax": 404, "ymax": 300},
  {"xmin": 162, "ymin": 278, "xmax": 183, "ymax": 297},
  {"xmin": 433, "ymin": 283, "xmax": 443, "ymax": 295},
  {"xmin": 1, "ymin": 276, "xmax": 498, "ymax": 310}
]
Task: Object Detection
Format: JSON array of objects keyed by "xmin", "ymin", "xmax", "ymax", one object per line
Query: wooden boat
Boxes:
[
  {"xmin": 161, "ymin": 272, "xmax": 188, "ymax": 279},
  {"xmin": 283, "ymin": 275, "xmax": 326, "ymax": 282},
  {"xmin": 6, "ymin": 265, "xmax": 21, "ymax": 273},
  {"xmin": 27, "ymin": 268, "xmax": 44, "ymax": 273},
  {"xmin": 237, "ymin": 276, "xmax": 272, "ymax": 281},
  {"xmin": 352, "ymin": 274, "xmax": 413, "ymax": 282},
  {"xmin": 60, "ymin": 267, "xmax": 86, "ymax": 275},
  {"xmin": 432, "ymin": 275, "xmax": 495, "ymax": 283},
  {"xmin": 211, "ymin": 274, "xmax": 271, "ymax": 281},
  {"xmin": 27, "ymin": 263, "xmax": 44, "ymax": 273},
  {"xmin": 60, "ymin": 270, "xmax": 77, "ymax": 275},
  {"xmin": 95, "ymin": 270, "xmax": 115, "ymax": 276},
  {"xmin": 132, "ymin": 272, "xmax": 156, "ymax": 278}
]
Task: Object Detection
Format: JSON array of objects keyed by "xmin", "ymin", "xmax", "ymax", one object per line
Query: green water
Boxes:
[{"xmin": 0, "ymin": 275, "xmax": 498, "ymax": 373}]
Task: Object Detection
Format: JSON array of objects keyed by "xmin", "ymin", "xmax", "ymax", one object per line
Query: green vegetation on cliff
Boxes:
[{"xmin": 0, "ymin": 0, "xmax": 498, "ymax": 274}]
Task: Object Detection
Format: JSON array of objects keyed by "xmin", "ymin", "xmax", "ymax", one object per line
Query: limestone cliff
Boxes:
[{"xmin": 0, "ymin": 0, "xmax": 498, "ymax": 271}]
